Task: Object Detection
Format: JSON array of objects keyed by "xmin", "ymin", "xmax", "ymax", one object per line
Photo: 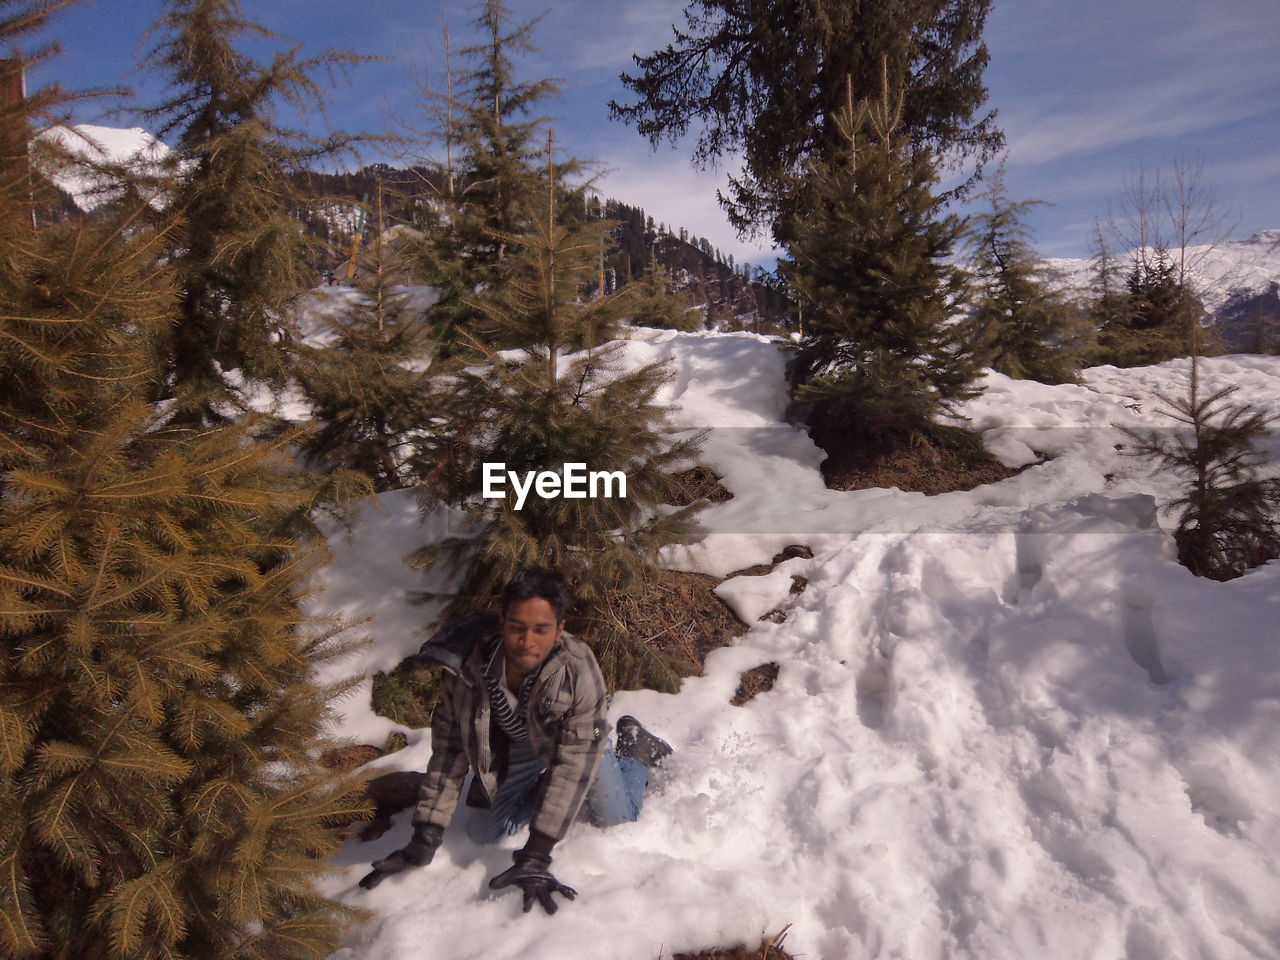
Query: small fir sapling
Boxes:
[
  {"xmin": 297, "ymin": 183, "xmax": 448, "ymax": 491},
  {"xmin": 1114, "ymin": 157, "xmax": 1276, "ymax": 581},
  {"xmin": 415, "ymin": 135, "xmax": 705, "ymax": 692},
  {"xmin": 1122, "ymin": 384, "xmax": 1280, "ymax": 581}
]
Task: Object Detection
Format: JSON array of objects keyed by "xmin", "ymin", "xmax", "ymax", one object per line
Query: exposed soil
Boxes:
[{"xmin": 728, "ymin": 544, "xmax": 814, "ymax": 579}]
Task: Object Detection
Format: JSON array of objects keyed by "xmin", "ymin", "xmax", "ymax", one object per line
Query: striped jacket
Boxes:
[{"xmin": 413, "ymin": 629, "xmax": 608, "ymax": 843}]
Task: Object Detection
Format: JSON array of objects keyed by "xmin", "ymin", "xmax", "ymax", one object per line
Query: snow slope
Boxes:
[
  {"xmin": 36, "ymin": 123, "xmax": 171, "ymax": 211},
  {"xmin": 1047, "ymin": 230, "xmax": 1280, "ymax": 311},
  {"xmin": 310, "ymin": 329, "xmax": 1280, "ymax": 960}
]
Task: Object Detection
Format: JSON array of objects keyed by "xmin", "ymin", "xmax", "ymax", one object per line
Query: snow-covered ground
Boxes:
[{"xmin": 309, "ymin": 328, "xmax": 1280, "ymax": 960}]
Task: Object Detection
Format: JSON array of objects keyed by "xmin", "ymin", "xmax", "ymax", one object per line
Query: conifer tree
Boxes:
[
  {"xmin": 417, "ymin": 0, "xmax": 562, "ymax": 351},
  {"xmin": 612, "ymin": 0, "xmax": 1002, "ymax": 242},
  {"xmin": 784, "ymin": 76, "xmax": 981, "ymax": 453},
  {"xmin": 297, "ymin": 185, "xmax": 447, "ymax": 491},
  {"xmin": 628, "ymin": 261, "xmax": 697, "ymax": 331},
  {"xmin": 1122, "ymin": 386, "xmax": 1280, "ymax": 581},
  {"xmin": 144, "ymin": 0, "xmax": 366, "ymax": 420},
  {"xmin": 1092, "ymin": 249, "xmax": 1203, "ymax": 368},
  {"xmin": 1120, "ymin": 251, "xmax": 1203, "ymax": 366},
  {"xmin": 1, "ymin": 14, "xmax": 369, "ymax": 958},
  {"xmin": 457, "ymin": 0, "xmax": 559, "ymax": 265},
  {"xmin": 966, "ymin": 165, "xmax": 1091, "ymax": 383},
  {"xmin": 1085, "ymin": 221, "xmax": 1135, "ymax": 366},
  {"xmin": 1092, "ymin": 160, "xmax": 1223, "ymax": 368},
  {"xmin": 1116, "ymin": 193, "xmax": 1278, "ymax": 580},
  {"xmin": 418, "ymin": 136, "xmax": 704, "ymax": 691}
]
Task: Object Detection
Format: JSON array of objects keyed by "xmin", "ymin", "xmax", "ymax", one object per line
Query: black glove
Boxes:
[
  {"xmin": 488, "ymin": 853, "xmax": 578, "ymax": 915},
  {"xmin": 358, "ymin": 823, "xmax": 444, "ymax": 890}
]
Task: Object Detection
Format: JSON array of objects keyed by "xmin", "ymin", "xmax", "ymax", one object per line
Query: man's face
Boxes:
[{"xmin": 501, "ymin": 596, "xmax": 563, "ymax": 678}]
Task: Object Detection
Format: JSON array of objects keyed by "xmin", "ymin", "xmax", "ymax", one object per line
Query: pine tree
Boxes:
[
  {"xmin": 1122, "ymin": 251, "xmax": 1203, "ymax": 366},
  {"xmin": 397, "ymin": 20, "xmax": 466, "ymax": 229},
  {"xmin": 144, "ymin": 0, "xmax": 366, "ymax": 420},
  {"xmin": 611, "ymin": 0, "xmax": 1002, "ymax": 242},
  {"xmin": 418, "ymin": 137, "xmax": 704, "ymax": 691},
  {"xmin": 457, "ymin": 0, "xmax": 560, "ymax": 266},
  {"xmin": 1, "ymin": 14, "xmax": 369, "ymax": 958},
  {"xmin": 1116, "ymin": 201, "xmax": 1278, "ymax": 582},
  {"xmin": 966, "ymin": 164, "xmax": 1091, "ymax": 383},
  {"xmin": 1085, "ymin": 221, "xmax": 1135, "ymax": 366},
  {"xmin": 784, "ymin": 76, "xmax": 981, "ymax": 453},
  {"xmin": 417, "ymin": 0, "xmax": 562, "ymax": 352},
  {"xmin": 628, "ymin": 261, "xmax": 697, "ymax": 331},
  {"xmin": 1122, "ymin": 386, "xmax": 1280, "ymax": 581},
  {"xmin": 1093, "ymin": 160, "xmax": 1224, "ymax": 369},
  {"xmin": 297, "ymin": 185, "xmax": 447, "ymax": 491},
  {"xmin": 1093, "ymin": 248, "xmax": 1203, "ymax": 368}
]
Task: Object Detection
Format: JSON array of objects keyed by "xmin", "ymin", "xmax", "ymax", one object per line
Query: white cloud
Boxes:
[
  {"xmin": 594, "ymin": 147, "xmax": 780, "ymax": 269},
  {"xmin": 563, "ymin": 1, "xmax": 688, "ymax": 72},
  {"xmin": 991, "ymin": 0, "xmax": 1279, "ymax": 168},
  {"xmin": 1003, "ymin": 89, "xmax": 1266, "ymax": 168}
]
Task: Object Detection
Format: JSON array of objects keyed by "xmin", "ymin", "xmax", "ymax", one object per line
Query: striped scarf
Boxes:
[{"xmin": 485, "ymin": 644, "xmax": 538, "ymax": 741}]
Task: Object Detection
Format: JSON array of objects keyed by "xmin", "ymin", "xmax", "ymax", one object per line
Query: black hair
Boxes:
[{"xmin": 500, "ymin": 566, "xmax": 572, "ymax": 622}]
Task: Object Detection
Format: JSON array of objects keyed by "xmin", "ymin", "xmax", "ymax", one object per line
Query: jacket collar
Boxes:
[{"xmin": 472, "ymin": 631, "xmax": 566, "ymax": 687}]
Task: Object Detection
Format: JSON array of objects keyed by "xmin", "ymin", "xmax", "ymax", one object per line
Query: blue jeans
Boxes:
[{"xmin": 466, "ymin": 736, "xmax": 648, "ymax": 844}]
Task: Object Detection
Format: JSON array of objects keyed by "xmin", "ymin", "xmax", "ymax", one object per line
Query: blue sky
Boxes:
[{"xmin": 30, "ymin": 0, "xmax": 1280, "ymax": 267}]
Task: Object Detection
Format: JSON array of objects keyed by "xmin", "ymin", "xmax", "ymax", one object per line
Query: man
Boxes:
[{"xmin": 358, "ymin": 567, "xmax": 672, "ymax": 915}]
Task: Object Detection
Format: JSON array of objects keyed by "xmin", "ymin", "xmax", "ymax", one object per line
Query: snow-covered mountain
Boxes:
[
  {"xmin": 1047, "ymin": 230, "xmax": 1280, "ymax": 312},
  {"xmin": 36, "ymin": 123, "xmax": 171, "ymax": 211},
  {"xmin": 304, "ymin": 326, "xmax": 1280, "ymax": 960}
]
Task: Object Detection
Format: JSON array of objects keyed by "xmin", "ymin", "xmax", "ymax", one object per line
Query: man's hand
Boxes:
[
  {"xmin": 488, "ymin": 854, "xmax": 578, "ymax": 915},
  {"xmin": 358, "ymin": 823, "xmax": 444, "ymax": 890}
]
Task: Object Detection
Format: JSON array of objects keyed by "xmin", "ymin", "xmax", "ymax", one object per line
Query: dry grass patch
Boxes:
[
  {"xmin": 732, "ymin": 663, "xmax": 780, "ymax": 705},
  {"xmin": 320, "ymin": 744, "xmax": 383, "ymax": 772},
  {"xmin": 667, "ymin": 466, "xmax": 735, "ymax": 505},
  {"xmin": 668, "ymin": 925, "xmax": 795, "ymax": 959},
  {"xmin": 599, "ymin": 568, "xmax": 748, "ymax": 678},
  {"xmin": 820, "ymin": 435, "xmax": 1018, "ymax": 495}
]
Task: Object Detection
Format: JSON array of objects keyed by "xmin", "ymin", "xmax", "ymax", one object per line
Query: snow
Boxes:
[
  {"xmin": 1047, "ymin": 231, "xmax": 1280, "ymax": 311},
  {"xmin": 297, "ymin": 285, "xmax": 443, "ymax": 349},
  {"xmin": 36, "ymin": 123, "xmax": 171, "ymax": 211},
  {"xmin": 306, "ymin": 326, "xmax": 1280, "ymax": 959}
]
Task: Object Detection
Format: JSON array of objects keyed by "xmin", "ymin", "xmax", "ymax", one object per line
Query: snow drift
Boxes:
[{"xmin": 308, "ymin": 327, "xmax": 1280, "ymax": 960}]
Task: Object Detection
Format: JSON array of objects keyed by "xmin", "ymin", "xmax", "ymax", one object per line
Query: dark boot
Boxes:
[{"xmin": 615, "ymin": 716, "xmax": 672, "ymax": 769}]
